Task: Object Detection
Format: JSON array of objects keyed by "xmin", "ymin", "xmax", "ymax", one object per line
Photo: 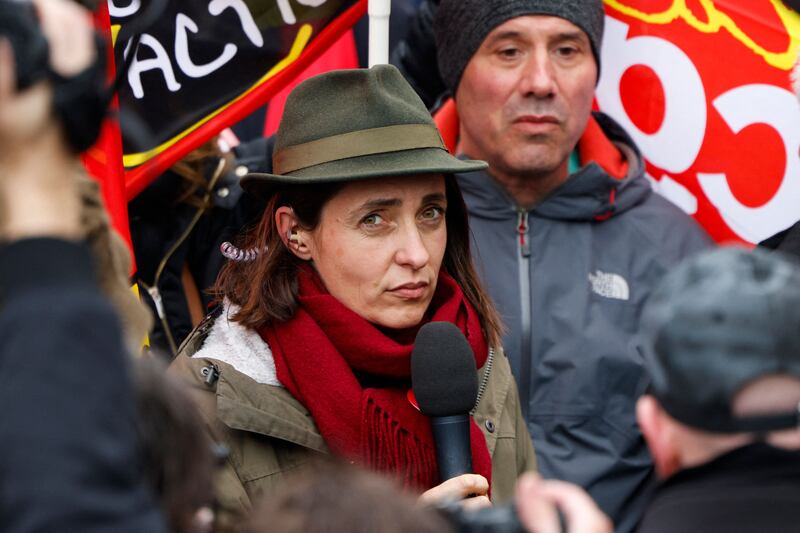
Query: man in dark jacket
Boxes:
[
  {"xmin": 0, "ymin": 1, "xmax": 166, "ymax": 530},
  {"xmin": 432, "ymin": 1, "xmax": 711, "ymax": 530},
  {"xmin": 635, "ymin": 247, "xmax": 800, "ymax": 533}
]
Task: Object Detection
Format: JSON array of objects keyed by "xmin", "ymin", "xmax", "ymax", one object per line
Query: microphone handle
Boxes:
[{"xmin": 430, "ymin": 414, "xmax": 473, "ymax": 481}]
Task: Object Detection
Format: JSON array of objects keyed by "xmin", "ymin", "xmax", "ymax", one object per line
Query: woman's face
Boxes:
[{"xmin": 305, "ymin": 174, "xmax": 448, "ymax": 329}]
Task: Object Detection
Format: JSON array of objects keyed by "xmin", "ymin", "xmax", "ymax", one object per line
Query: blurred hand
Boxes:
[
  {"xmin": 0, "ymin": 38, "xmax": 54, "ymax": 161},
  {"xmin": 32, "ymin": 0, "xmax": 95, "ymax": 77},
  {"xmin": 516, "ymin": 473, "xmax": 613, "ymax": 533},
  {"xmin": 419, "ymin": 474, "xmax": 492, "ymax": 511},
  {"xmin": 0, "ymin": 0, "xmax": 95, "ymax": 240}
]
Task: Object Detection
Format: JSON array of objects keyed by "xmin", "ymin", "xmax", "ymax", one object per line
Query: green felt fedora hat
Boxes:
[{"xmin": 241, "ymin": 64, "xmax": 487, "ymax": 197}]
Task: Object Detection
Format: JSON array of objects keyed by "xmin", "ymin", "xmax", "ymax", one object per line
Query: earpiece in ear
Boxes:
[{"xmin": 287, "ymin": 230, "xmax": 302, "ymax": 245}]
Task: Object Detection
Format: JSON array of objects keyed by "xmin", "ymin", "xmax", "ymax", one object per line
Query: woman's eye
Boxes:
[
  {"xmin": 420, "ymin": 206, "xmax": 445, "ymax": 222},
  {"xmin": 361, "ymin": 213, "xmax": 384, "ymax": 227}
]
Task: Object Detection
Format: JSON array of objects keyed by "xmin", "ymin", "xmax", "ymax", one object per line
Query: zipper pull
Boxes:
[{"xmin": 517, "ymin": 210, "xmax": 531, "ymax": 257}]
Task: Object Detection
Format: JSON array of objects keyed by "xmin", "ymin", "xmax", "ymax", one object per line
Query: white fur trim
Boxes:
[{"xmin": 192, "ymin": 303, "xmax": 281, "ymax": 386}]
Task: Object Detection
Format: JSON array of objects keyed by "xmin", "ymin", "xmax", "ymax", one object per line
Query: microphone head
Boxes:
[{"xmin": 411, "ymin": 322, "xmax": 479, "ymax": 417}]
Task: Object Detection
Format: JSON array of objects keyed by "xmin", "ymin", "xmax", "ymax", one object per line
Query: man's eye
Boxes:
[
  {"xmin": 498, "ymin": 47, "xmax": 521, "ymax": 59},
  {"xmin": 556, "ymin": 46, "xmax": 578, "ymax": 57}
]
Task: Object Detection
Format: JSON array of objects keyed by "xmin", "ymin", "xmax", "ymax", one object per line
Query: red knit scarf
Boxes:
[{"xmin": 259, "ymin": 267, "xmax": 493, "ymax": 491}]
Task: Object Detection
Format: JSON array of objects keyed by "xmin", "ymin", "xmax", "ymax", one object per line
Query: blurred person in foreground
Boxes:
[
  {"xmin": 246, "ymin": 460, "xmax": 455, "ymax": 533},
  {"xmin": 134, "ymin": 357, "xmax": 217, "ymax": 533},
  {"xmin": 516, "ymin": 472, "xmax": 612, "ymax": 533},
  {"xmin": 0, "ymin": 0, "xmax": 165, "ymax": 531},
  {"xmin": 170, "ymin": 64, "xmax": 536, "ymax": 531},
  {"xmin": 247, "ymin": 456, "xmax": 616, "ymax": 533},
  {"xmin": 634, "ymin": 247, "xmax": 800, "ymax": 533}
]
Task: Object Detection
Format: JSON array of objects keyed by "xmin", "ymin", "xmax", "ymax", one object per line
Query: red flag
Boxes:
[
  {"xmin": 80, "ymin": 1, "xmax": 133, "ymax": 266},
  {"xmin": 597, "ymin": 1, "xmax": 800, "ymax": 244}
]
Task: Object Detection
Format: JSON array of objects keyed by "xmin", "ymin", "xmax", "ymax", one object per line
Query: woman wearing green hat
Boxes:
[{"xmin": 170, "ymin": 65, "xmax": 536, "ymax": 530}]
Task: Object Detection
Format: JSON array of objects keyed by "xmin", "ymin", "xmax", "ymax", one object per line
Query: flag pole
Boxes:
[{"xmin": 368, "ymin": 0, "xmax": 391, "ymax": 66}]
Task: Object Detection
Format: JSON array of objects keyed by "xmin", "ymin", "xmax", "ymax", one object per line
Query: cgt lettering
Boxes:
[{"xmin": 597, "ymin": 17, "xmax": 800, "ymax": 243}]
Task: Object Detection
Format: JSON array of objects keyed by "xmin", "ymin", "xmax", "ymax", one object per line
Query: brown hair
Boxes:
[
  {"xmin": 214, "ymin": 175, "xmax": 504, "ymax": 347},
  {"xmin": 245, "ymin": 459, "xmax": 454, "ymax": 533},
  {"xmin": 133, "ymin": 357, "xmax": 215, "ymax": 533}
]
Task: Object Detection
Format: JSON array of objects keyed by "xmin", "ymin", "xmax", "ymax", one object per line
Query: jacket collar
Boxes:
[
  {"xmin": 174, "ymin": 349, "xmax": 328, "ymax": 454},
  {"xmin": 213, "ymin": 359, "xmax": 329, "ymax": 454}
]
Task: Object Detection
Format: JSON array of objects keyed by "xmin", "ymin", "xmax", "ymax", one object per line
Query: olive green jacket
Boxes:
[{"xmin": 170, "ymin": 317, "xmax": 536, "ymax": 532}]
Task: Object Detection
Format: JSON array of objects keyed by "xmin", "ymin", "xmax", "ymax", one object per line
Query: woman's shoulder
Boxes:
[
  {"xmin": 169, "ymin": 329, "xmax": 325, "ymax": 452},
  {"xmin": 168, "ymin": 339, "xmax": 328, "ymax": 531},
  {"xmin": 180, "ymin": 304, "xmax": 280, "ymax": 386},
  {"xmin": 168, "ymin": 309, "xmax": 322, "ymax": 446}
]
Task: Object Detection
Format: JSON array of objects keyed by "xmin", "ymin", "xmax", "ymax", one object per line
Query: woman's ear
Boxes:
[{"xmin": 275, "ymin": 206, "xmax": 313, "ymax": 261}]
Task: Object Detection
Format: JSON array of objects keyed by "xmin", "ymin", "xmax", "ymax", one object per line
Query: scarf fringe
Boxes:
[{"xmin": 362, "ymin": 398, "xmax": 438, "ymax": 491}]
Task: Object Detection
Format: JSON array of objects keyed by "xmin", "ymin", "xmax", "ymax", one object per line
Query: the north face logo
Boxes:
[{"xmin": 588, "ymin": 270, "xmax": 630, "ymax": 301}]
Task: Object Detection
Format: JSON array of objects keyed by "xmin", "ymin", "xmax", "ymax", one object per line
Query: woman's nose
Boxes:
[{"xmin": 394, "ymin": 226, "xmax": 430, "ymax": 269}]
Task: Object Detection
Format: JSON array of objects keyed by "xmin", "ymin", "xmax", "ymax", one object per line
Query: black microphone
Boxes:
[{"xmin": 412, "ymin": 321, "xmax": 478, "ymax": 481}]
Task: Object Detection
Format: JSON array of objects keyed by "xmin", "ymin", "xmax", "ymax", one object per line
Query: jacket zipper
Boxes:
[
  {"xmin": 471, "ymin": 347, "xmax": 495, "ymax": 415},
  {"xmin": 517, "ymin": 209, "xmax": 532, "ymax": 419},
  {"xmin": 518, "ymin": 209, "xmax": 531, "ymax": 257}
]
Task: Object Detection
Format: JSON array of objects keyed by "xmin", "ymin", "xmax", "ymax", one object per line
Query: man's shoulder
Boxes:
[
  {"xmin": 637, "ymin": 446, "xmax": 800, "ymax": 533},
  {"xmin": 620, "ymin": 190, "xmax": 701, "ymax": 229},
  {"xmin": 614, "ymin": 191, "xmax": 712, "ymax": 258}
]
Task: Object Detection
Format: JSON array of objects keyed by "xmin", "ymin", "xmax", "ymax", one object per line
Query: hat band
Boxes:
[{"xmin": 273, "ymin": 124, "xmax": 447, "ymax": 174}]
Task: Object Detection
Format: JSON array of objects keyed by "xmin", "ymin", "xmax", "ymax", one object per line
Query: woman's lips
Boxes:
[{"xmin": 388, "ymin": 281, "xmax": 429, "ymax": 299}]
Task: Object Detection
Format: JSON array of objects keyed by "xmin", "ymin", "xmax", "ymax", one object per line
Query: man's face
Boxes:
[{"xmin": 455, "ymin": 15, "xmax": 597, "ymax": 181}]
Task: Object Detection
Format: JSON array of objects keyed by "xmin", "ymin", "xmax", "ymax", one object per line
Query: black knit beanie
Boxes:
[{"xmin": 434, "ymin": 0, "xmax": 605, "ymax": 95}]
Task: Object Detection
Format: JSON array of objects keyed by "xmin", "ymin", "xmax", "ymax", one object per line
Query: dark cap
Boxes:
[
  {"xmin": 434, "ymin": 0, "xmax": 605, "ymax": 95},
  {"xmin": 640, "ymin": 247, "xmax": 800, "ymax": 434}
]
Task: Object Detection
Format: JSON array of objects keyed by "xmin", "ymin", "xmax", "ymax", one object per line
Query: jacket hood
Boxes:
[{"xmin": 457, "ymin": 112, "xmax": 651, "ymax": 222}]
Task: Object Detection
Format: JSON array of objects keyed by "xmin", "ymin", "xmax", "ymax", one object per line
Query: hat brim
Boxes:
[{"xmin": 241, "ymin": 147, "xmax": 487, "ymax": 198}]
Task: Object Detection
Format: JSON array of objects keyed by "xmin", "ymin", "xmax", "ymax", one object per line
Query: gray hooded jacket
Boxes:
[{"xmin": 456, "ymin": 113, "xmax": 711, "ymax": 532}]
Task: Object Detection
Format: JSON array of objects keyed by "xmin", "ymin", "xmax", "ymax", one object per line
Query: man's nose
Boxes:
[{"xmin": 518, "ymin": 50, "xmax": 557, "ymax": 98}]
